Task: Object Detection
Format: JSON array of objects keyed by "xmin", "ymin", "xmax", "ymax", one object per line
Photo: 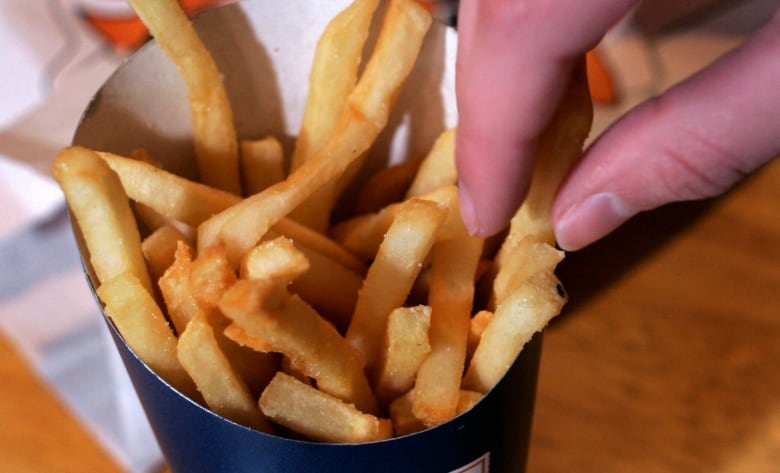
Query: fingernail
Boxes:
[
  {"xmin": 458, "ymin": 182, "xmax": 481, "ymax": 236},
  {"xmin": 555, "ymin": 192, "xmax": 634, "ymax": 251}
]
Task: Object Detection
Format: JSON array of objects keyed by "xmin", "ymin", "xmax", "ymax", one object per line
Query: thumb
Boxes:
[{"xmin": 553, "ymin": 11, "xmax": 780, "ymax": 250}]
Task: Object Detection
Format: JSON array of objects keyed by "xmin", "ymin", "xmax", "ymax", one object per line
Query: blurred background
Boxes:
[{"xmin": 0, "ymin": 1, "xmax": 778, "ymax": 472}]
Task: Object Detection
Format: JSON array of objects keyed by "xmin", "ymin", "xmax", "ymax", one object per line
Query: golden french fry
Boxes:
[
  {"xmin": 467, "ymin": 310, "xmax": 493, "ymax": 360},
  {"xmin": 100, "ymin": 153, "xmax": 367, "ymax": 275},
  {"xmin": 277, "ymin": 234, "xmax": 363, "ymax": 332},
  {"xmin": 189, "ymin": 242, "xmax": 237, "ymax": 311},
  {"xmin": 492, "ymin": 237, "xmax": 564, "ymax": 304},
  {"xmin": 158, "ymin": 240, "xmax": 199, "ymax": 334},
  {"xmin": 289, "ymin": 0, "xmax": 380, "ymax": 231},
  {"xmin": 388, "ymin": 390, "xmax": 425, "ymax": 436},
  {"xmin": 498, "ymin": 59, "xmax": 593, "ymax": 251},
  {"xmin": 406, "ymin": 128, "xmax": 456, "ymax": 197},
  {"xmin": 463, "ymin": 271, "xmax": 567, "ymax": 393},
  {"xmin": 198, "ymin": 0, "xmax": 432, "ymax": 265},
  {"xmin": 411, "ymin": 235, "xmax": 483, "ymax": 427},
  {"xmin": 240, "ymin": 137, "xmax": 285, "ymax": 196},
  {"xmin": 219, "ymin": 279, "xmax": 379, "ymax": 415},
  {"xmin": 259, "ymin": 372, "xmax": 392, "ymax": 443},
  {"xmin": 126, "ymin": 0, "xmax": 240, "ymax": 194},
  {"xmin": 331, "ymin": 185, "xmax": 460, "ymax": 261},
  {"xmin": 177, "ymin": 311, "xmax": 273, "ymax": 432},
  {"xmin": 290, "ymin": 0, "xmax": 378, "ymax": 172},
  {"xmin": 52, "ymin": 146, "xmax": 152, "ymax": 294},
  {"xmin": 352, "ymin": 157, "xmax": 423, "ymax": 215},
  {"xmin": 142, "ymin": 224, "xmax": 190, "ymax": 282},
  {"xmin": 96, "ymin": 272, "xmax": 194, "ymax": 397},
  {"xmin": 99, "ymin": 151, "xmax": 239, "ymax": 226},
  {"xmin": 240, "ymin": 236, "xmax": 310, "ymax": 284},
  {"xmin": 456, "ymin": 390, "xmax": 483, "ymax": 415},
  {"xmin": 374, "ymin": 305, "xmax": 432, "ymax": 404},
  {"xmin": 346, "ymin": 198, "xmax": 446, "ymax": 370}
]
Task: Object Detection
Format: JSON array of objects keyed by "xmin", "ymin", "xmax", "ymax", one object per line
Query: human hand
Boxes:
[{"xmin": 455, "ymin": 1, "xmax": 780, "ymax": 250}]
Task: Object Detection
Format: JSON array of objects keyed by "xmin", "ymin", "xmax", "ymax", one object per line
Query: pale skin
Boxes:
[{"xmin": 455, "ymin": 0, "xmax": 780, "ymax": 250}]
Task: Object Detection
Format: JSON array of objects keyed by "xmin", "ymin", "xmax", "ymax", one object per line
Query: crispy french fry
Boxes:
[
  {"xmin": 219, "ymin": 279, "xmax": 379, "ymax": 414},
  {"xmin": 492, "ymin": 237, "xmax": 564, "ymax": 304},
  {"xmin": 411, "ymin": 235, "xmax": 483, "ymax": 427},
  {"xmin": 374, "ymin": 305, "xmax": 432, "ymax": 404},
  {"xmin": 100, "ymin": 153, "xmax": 368, "ymax": 275},
  {"xmin": 260, "ymin": 372, "xmax": 392, "ymax": 443},
  {"xmin": 177, "ymin": 311, "xmax": 273, "ymax": 432},
  {"xmin": 275, "ymin": 233, "xmax": 363, "ymax": 332},
  {"xmin": 126, "ymin": 0, "xmax": 240, "ymax": 194},
  {"xmin": 406, "ymin": 128, "xmax": 456, "ymax": 197},
  {"xmin": 352, "ymin": 157, "xmax": 423, "ymax": 215},
  {"xmin": 456, "ymin": 390, "xmax": 483, "ymax": 415},
  {"xmin": 142, "ymin": 224, "xmax": 190, "ymax": 282},
  {"xmin": 467, "ymin": 310, "xmax": 493, "ymax": 360},
  {"xmin": 240, "ymin": 137, "xmax": 285, "ymax": 196},
  {"xmin": 189, "ymin": 242, "xmax": 237, "ymax": 311},
  {"xmin": 52, "ymin": 147, "xmax": 153, "ymax": 294},
  {"xmin": 346, "ymin": 198, "xmax": 446, "ymax": 370},
  {"xmin": 240, "ymin": 236, "xmax": 310, "ymax": 284},
  {"xmin": 198, "ymin": 0, "xmax": 432, "ymax": 265},
  {"xmin": 388, "ymin": 390, "xmax": 425, "ymax": 437},
  {"xmin": 498, "ymin": 59, "xmax": 593, "ymax": 251},
  {"xmin": 158, "ymin": 240, "xmax": 199, "ymax": 334},
  {"xmin": 463, "ymin": 271, "xmax": 566, "ymax": 393},
  {"xmin": 99, "ymin": 151, "xmax": 239, "ymax": 225},
  {"xmin": 331, "ymin": 185, "xmax": 460, "ymax": 261},
  {"xmin": 289, "ymin": 0, "xmax": 380, "ymax": 231},
  {"xmin": 97, "ymin": 272, "xmax": 194, "ymax": 397}
]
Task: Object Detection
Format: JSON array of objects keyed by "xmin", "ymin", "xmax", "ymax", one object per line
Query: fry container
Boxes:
[{"xmin": 70, "ymin": 1, "xmax": 543, "ymax": 471}]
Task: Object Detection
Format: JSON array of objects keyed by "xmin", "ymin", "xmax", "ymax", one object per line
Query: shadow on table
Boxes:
[{"xmin": 554, "ymin": 196, "xmax": 717, "ymax": 319}]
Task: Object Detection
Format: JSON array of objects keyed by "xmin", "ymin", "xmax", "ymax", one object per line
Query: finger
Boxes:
[
  {"xmin": 553, "ymin": 10, "xmax": 780, "ymax": 250},
  {"xmin": 455, "ymin": 0, "xmax": 637, "ymax": 236}
]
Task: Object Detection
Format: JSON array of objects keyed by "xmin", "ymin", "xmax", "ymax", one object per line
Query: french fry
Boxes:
[
  {"xmin": 498, "ymin": 59, "xmax": 593, "ymax": 252},
  {"xmin": 374, "ymin": 305, "xmax": 432, "ymax": 404},
  {"xmin": 177, "ymin": 311, "xmax": 273, "ymax": 432},
  {"xmin": 198, "ymin": 0, "xmax": 432, "ymax": 265},
  {"xmin": 492, "ymin": 237, "xmax": 564, "ymax": 304},
  {"xmin": 99, "ymin": 151, "xmax": 239, "ymax": 226},
  {"xmin": 276, "ymin": 234, "xmax": 363, "ymax": 331},
  {"xmin": 456, "ymin": 390, "xmax": 483, "ymax": 415},
  {"xmin": 158, "ymin": 240, "xmax": 199, "ymax": 334},
  {"xmin": 142, "ymin": 224, "xmax": 190, "ymax": 282},
  {"xmin": 259, "ymin": 372, "xmax": 392, "ymax": 443},
  {"xmin": 467, "ymin": 310, "xmax": 493, "ymax": 360},
  {"xmin": 219, "ymin": 279, "xmax": 379, "ymax": 415},
  {"xmin": 346, "ymin": 198, "xmax": 446, "ymax": 370},
  {"xmin": 189, "ymin": 242, "xmax": 237, "ymax": 311},
  {"xmin": 388, "ymin": 390, "xmax": 426, "ymax": 437},
  {"xmin": 289, "ymin": 0, "xmax": 380, "ymax": 231},
  {"xmin": 126, "ymin": 0, "xmax": 241, "ymax": 194},
  {"xmin": 52, "ymin": 147, "xmax": 153, "ymax": 294},
  {"xmin": 240, "ymin": 236, "xmax": 310, "ymax": 284},
  {"xmin": 240, "ymin": 137, "xmax": 285, "ymax": 196},
  {"xmin": 463, "ymin": 271, "xmax": 567, "ymax": 393},
  {"xmin": 405, "ymin": 128, "xmax": 456, "ymax": 197},
  {"xmin": 96, "ymin": 271, "xmax": 195, "ymax": 397},
  {"xmin": 331, "ymin": 185, "xmax": 461, "ymax": 261},
  {"xmin": 411, "ymin": 235, "xmax": 483, "ymax": 427},
  {"xmin": 352, "ymin": 157, "xmax": 423, "ymax": 215}
]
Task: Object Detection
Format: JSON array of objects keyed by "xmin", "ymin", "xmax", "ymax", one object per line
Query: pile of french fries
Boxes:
[{"xmin": 52, "ymin": 0, "xmax": 592, "ymax": 443}]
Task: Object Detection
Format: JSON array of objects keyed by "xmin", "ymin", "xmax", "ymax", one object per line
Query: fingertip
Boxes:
[{"xmin": 553, "ymin": 192, "xmax": 635, "ymax": 251}]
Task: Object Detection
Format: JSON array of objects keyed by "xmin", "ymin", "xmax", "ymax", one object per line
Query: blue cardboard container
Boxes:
[{"xmin": 72, "ymin": 1, "xmax": 543, "ymax": 471}]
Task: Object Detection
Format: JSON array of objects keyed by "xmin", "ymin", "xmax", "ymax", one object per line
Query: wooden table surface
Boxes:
[{"xmin": 1, "ymin": 157, "xmax": 778, "ymax": 472}]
